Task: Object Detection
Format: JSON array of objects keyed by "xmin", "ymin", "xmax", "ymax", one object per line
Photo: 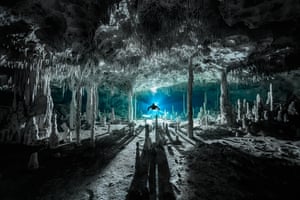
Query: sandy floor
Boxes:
[{"xmin": 1, "ymin": 121, "xmax": 300, "ymax": 200}]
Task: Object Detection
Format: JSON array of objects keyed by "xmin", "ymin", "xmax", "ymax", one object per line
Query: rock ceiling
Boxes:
[{"xmin": 0, "ymin": 0, "xmax": 300, "ymax": 92}]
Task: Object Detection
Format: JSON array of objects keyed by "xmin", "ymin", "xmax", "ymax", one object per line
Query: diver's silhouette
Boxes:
[{"xmin": 147, "ymin": 103, "xmax": 160, "ymax": 111}]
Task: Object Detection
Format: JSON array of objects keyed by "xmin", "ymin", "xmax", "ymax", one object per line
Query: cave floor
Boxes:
[{"xmin": 1, "ymin": 122, "xmax": 300, "ymax": 200}]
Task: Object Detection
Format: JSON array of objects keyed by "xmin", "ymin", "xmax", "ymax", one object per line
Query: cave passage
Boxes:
[{"xmin": 1, "ymin": 0, "xmax": 300, "ymax": 200}]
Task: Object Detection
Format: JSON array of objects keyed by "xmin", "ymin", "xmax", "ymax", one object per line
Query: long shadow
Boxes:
[
  {"xmin": 127, "ymin": 129, "xmax": 151, "ymax": 200},
  {"xmin": 156, "ymin": 144, "xmax": 176, "ymax": 200},
  {"xmin": 165, "ymin": 128, "xmax": 187, "ymax": 155},
  {"xmin": 127, "ymin": 127, "xmax": 176, "ymax": 200}
]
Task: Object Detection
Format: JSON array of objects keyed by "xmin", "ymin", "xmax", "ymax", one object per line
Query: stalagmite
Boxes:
[
  {"xmin": 237, "ymin": 99, "xmax": 241, "ymax": 121},
  {"xmin": 264, "ymin": 110, "xmax": 269, "ymax": 120},
  {"xmin": 28, "ymin": 152, "xmax": 39, "ymax": 170},
  {"xmin": 255, "ymin": 94, "xmax": 262, "ymax": 122},
  {"xmin": 187, "ymin": 55, "xmax": 193, "ymax": 138},
  {"xmin": 270, "ymin": 83, "xmax": 273, "ymax": 111},
  {"xmin": 246, "ymin": 102, "xmax": 250, "ymax": 119},
  {"xmin": 277, "ymin": 104, "xmax": 283, "ymax": 122},
  {"xmin": 24, "ymin": 117, "xmax": 39, "ymax": 145},
  {"xmin": 205, "ymin": 110, "xmax": 209, "ymax": 127},
  {"xmin": 243, "ymin": 99, "xmax": 247, "ymax": 116},
  {"xmin": 288, "ymin": 101, "xmax": 298, "ymax": 115},
  {"xmin": 253, "ymin": 103, "xmax": 258, "ymax": 122},
  {"xmin": 266, "ymin": 83, "xmax": 273, "ymax": 112},
  {"xmin": 242, "ymin": 115, "xmax": 246, "ymax": 130},
  {"xmin": 49, "ymin": 114, "xmax": 59, "ymax": 149}
]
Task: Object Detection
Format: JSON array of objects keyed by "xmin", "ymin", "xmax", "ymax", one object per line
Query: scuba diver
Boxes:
[{"xmin": 147, "ymin": 103, "xmax": 160, "ymax": 111}]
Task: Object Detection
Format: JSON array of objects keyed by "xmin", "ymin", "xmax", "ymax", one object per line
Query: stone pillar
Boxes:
[
  {"xmin": 111, "ymin": 107, "xmax": 115, "ymax": 121},
  {"xmin": 255, "ymin": 94, "xmax": 261, "ymax": 122},
  {"xmin": 86, "ymin": 86, "xmax": 92, "ymax": 126},
  {"xmin": 182, "ymin": 93, "xmax": 186, "ymax": 115},
  {"xmin": 134, "ymin": 95, "xmax": 137, "ymax": 120},
  {"xmin": 220, "ymin": 70, "xmax": 233, "ymax": 125},
  {"xmin": 270, "ymin": 83, "xmax": 273, "ymax": 112},
  {"xmin": 128, "ymin": 89, "xmax": 133, "ymax": 122},
  {"xmin": 44, "ymin": 77, "xmax": 53, "ymax": 138},
  {"xmin": 69, "ymin": 88, "xmax": 76, "ymax": 130},
  {"xmin": 75, "ymin": 85, "xmax": 82, "ymax": 145},
  {"xmin": 90, "ymin": 85, "xmax": 96, "ymax": 146},
  {"xmin": 187, "ymin": 58, "xmax": 193, "ymax": 138}
]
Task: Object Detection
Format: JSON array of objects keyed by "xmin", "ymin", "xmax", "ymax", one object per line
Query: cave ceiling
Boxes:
[{"xmin": 0, "ymin": 0, "xmax": 300, "ymax": 92}]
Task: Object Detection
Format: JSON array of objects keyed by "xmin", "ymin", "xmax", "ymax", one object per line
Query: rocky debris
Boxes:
[{"xmin": 186, "ymin": 142, "xmax": 300, "ymax": 200}]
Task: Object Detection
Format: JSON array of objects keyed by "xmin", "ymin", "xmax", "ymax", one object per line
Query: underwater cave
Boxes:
[{"xmin": 1, "ymin": 0, "xmax": 300, "ymax": 200}]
